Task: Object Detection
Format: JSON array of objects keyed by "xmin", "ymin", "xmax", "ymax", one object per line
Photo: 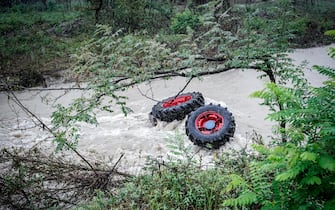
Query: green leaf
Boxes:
[
  {"xmin": 252, "ymin": 144, "xmax": 269, "ymax": 155},
  {"xmin": 223, "ymin": 191, "xmax": 258, "ymax": 207},
  {"xmin": 237, "ymin": 191, "xmax": 258, "ymax": 205},
  {"xmin": 313, "ymin": 65, "xmax": 335, "ymax": 79},
  {"xmin": 328, "ymin": 47, "xmax": 335, "ymax": 58},
  {"xmin": 319, "ymin": 155, "xmax": 335, "ymax": 171},
  {"xmin": 300, "ymin": 152, "xmax": 317, "ymax": 162},
  {"xmin": 225, "ymin": 174, "xmax": 246, "ymax": 193},
  {"xmin": 301, "ymin": 176, "xmax": 321, "ymax": 185},
  {"xmin": 324, "ymin": 197, "xmax": 335, "ymax": 210},
  {"xmin": 275, "ymin": 167, "xmax": 301, "ymax": 181},
  {"xmin": 324, "ymin": 30, "xmax": 335, "ymax": 39}
]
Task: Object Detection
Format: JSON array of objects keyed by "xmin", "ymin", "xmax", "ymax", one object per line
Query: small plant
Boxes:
[{"xmin": 171, "ymin": 10, "xmax": 201, "ymax": 34}]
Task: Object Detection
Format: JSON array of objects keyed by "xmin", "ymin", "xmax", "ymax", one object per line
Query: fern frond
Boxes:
[
  {"xmin": 225, "ymin": 174, "xmax": 247, "ymax": 193},
  {"xmin": 236, "ymin": 191, "xmax": 258, "ymax": 206},
  {"xmin": 300, "ymin": 152, "xmax": 317, "ymax": 162},
  {"xmin": 318, "ymin": 154, "xmax": 335, "ymax": 171},
  {"xmin": 324, "ymin": 30, "xmax": 335, "ymax": 39},
  {"xmin": 252, "ymin": 144, "xmax": 269, "ymax": 155},
  {"xmin": 312, "ymin": 65, "xmax": 335, "ymax": 79},
  {"xmin": 223, "ymin": 191, "xmax": 258, "ymax": 207},
  {"xmin": 275, "ymin": 166, "xmax": 302, "ymax": 181},
  {"xmin": 249, "ymin": 162, "xmax": 272, "ymax": 198},
  {"xmin": 301, "ymin": 176, "xmax": 321, "ymax": 185},
  {"xmin": 328, "ymin": 47, "xmax": 335, "ymax": 58}
]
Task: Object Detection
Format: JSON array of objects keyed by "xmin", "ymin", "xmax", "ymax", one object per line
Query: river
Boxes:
[{"xmin": 0, "ymin": 45, "xmax": 334, "ymax": 173}]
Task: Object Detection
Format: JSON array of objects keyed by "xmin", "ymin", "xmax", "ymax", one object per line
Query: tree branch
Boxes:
[
  {"xmin": 173, "ymin": 76, "xmax": 194, "ymax": 99},
  {"xmin": 136, "ymin": 85, "xmax": 160, "ymax": 102},
  {"xmin": 4, "ymin": 89, "xmax": 98, "ymax": 175}
]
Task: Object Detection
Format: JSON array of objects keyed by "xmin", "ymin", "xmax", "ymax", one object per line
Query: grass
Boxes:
[
  {"xmin": 243, "ymin": 0, "xmax": 335, "ymax": 47},
  {"xmin": 0, "ymin": 11, "xmax": 80, "ymax": 32},
  {"xmin": 0, "ymin": 4, "xmax": 93, "ymax": 88}
]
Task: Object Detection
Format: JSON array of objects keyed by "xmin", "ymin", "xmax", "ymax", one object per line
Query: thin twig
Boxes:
[
  {"xmin": 111, "ymin": 153, "xmax": 125, "ymax": 174},
  {"xmin": 25, "ymin": 87, "xmax": 87, "ymax": 91},
  {"xmin": 136, "ymin": 85, "xmax": 160, "ymax": 102},
  {"xmin": 173, "ymin": 76, "xmax": 194, "ymax": 99}
]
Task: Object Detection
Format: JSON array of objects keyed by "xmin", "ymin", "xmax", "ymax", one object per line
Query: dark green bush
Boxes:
[{"xmin": 171, "ymin": 10, "xmax": 201, "ymax": 34}]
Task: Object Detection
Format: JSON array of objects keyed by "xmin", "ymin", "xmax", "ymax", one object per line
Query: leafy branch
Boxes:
[{"xmin": 3, "ymin": 88, "xmax": 97, "ymax": 173}]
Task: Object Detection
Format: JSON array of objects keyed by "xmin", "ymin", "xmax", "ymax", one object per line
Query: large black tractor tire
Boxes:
[
  {"xmin": 151, "ymin": 92, "xmax": 205, "ymax": 122},
  {"xmin": 185, "ymin": 104, "xmax": 235, "ymax": 149}
]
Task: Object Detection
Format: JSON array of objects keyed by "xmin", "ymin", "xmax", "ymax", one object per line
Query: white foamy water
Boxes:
[{"xmin": 1, "ymin": 45, "xmax": 334, "ymax": 173}]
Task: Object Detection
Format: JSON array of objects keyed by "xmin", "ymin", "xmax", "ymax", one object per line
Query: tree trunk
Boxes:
[
  {"xmin": 41, "ymin": 0, "xmax": 47, "ymax": 10},
  {"xmin": 95, "ymin": 0, "xmax": 103, "ymax": 23}
]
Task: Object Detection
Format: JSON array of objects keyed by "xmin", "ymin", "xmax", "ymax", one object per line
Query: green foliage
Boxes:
[
  {"xmin": 0, "ymin": 3, "xmax": 91, "ymax": 88},
  {"xmin": 76, "ymin": 134, "xmax": 263, "ymax": 209},
  {"xmin": 171, "ymin": 10, "xmax": 201, "ymax": 34},
  {"xmin": 240, "ymin": 50, "xmax": 335, "ymax": 209},
  {"xmin": 222, "ymin": 159, "xmax": 273, "ymax": 209},
  {"xmin": 227, "ymin": 1, "xmax": 296, "ymax": 68},
  {"xmin": 221, "ymin": 12, "xmax": 335, "ymax": 209},
  {"xmin": 313, "ymin": 65, "xmax": 335, "ymax": 79},
  {"xmin": 74, "ymin": 191, "xmax": 115, "ymax": 210},
  {"xmin": 0, "ymin": 1, "xmax": 334, "ymax": 209},
  {"xmin": 107, "ymin": 0, "xmax": 146, "ymax": 31},
  {"xmin": 281, "ymin": 0, "xmax": 335, "ymax": 47},
  {"xmin": 224, "ymin": 191, "xmax": 258, "ymax": 207},
  {"xmin": 51, "ymin": 97, "xmax": 99, "ymax": 151},
  {"xmin": 192, "ymin": 1, "xmax": 238, "ymax": 59},
  {"xmin": 72, "ymin": 24, "xmax": 178, "ymax": 83},
  {"xmin": 95, "ymin": 0, "xmax": 173, "ymax": 33},
  {"xmin": 0, "ymin": 10, "xmax": 81, "ymax": 60},
  {"xmin": 259, "ymin": 143, "xmax": 335, "ymax": 209},
  {"xmin": 325, "ymin": 30, "xmax": 335, "ymax": 39},
  {"xmin": 325, "ymin": 30, "xmax": 335, "ymax": 58}
]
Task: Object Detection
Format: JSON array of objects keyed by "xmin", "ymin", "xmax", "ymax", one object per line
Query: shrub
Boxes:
[
  {"xmin": 223, "ymin": 35, "xmax": 335, "ymax": 209},
  {"xmin": 171, "ymin": 10, "xmax": 201, "ymax": 34}
]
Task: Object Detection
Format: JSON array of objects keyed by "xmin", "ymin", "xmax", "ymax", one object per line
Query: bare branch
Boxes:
[
  {"xmin": 136, "ymin": 85, "xmax": 160, "ymax": 102},
  {"xmin": 25, "ymin": 86, "xmax": 87, "ymax": 91},
  {"xmin": 0, "ymin": 147, "xmax": 132, "ymax": 209},
  {"xmin": 173, "ymin": 76, "xmax": 194, "ymax": 99}
]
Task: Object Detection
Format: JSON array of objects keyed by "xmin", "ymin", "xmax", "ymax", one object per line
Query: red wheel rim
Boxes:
[
  {"xmin": 195, "ymin": 111, "xmax": 224, "ymax": 135},
  {"xmin": 162, "ymin": 95, "xmax": 192, "ymax": 108}
]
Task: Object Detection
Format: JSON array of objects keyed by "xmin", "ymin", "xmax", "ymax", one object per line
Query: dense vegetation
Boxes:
[
  {"xmin": 0, "ymin": 0, "xmax": 334, "ymax": 89},
  {"xmin": 1, "ymin": 0, "xmax": 335, "ymax": 209}
]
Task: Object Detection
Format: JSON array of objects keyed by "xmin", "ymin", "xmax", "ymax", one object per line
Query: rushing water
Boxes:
[{"xmin": 1, "ymin": 45, "xmax": 334, "ymax": 173}]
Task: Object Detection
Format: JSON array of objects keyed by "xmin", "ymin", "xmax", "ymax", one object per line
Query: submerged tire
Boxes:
[
  {"xmin": 148, "ymin": 112, "xmax": 158, "ymax": 127},
  {"xmin": 185, "ymin": 104, "xmax": 235, "ymax": 149},
  {"xmin": 152, "ymin": 92, "xmax": 204, "ymax": 122}
]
